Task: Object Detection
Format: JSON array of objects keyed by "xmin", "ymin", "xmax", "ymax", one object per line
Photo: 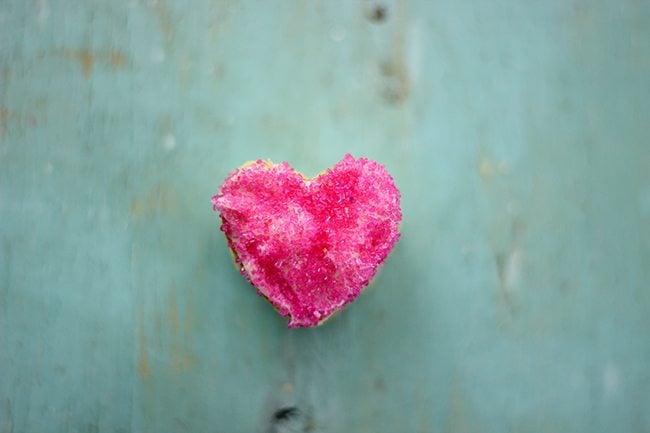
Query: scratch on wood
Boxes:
[
  {"xmin": 447, "ymin": 379, "xmax": 470, "ymax": 433},
  {"xmin": 2, "ymin": 66, "xmax": 10, "ymax": 85},
  {"xmin": 168, "ymin": 292, "xmax": 197, "ymax": 373},
  {"xmin": 169, "ymin": 295, "xmax": 180, "ymax": 333},
  {"xmin": 3, "ymin": 398, "xmax": 13, "ymax": 433},
  {"xmin": 0, "ymin": 108, "xmax": 7, "ymax": 136},
  {"xmin": 138, "ymin": 328, "xmax": 151, "ymax": 378}
]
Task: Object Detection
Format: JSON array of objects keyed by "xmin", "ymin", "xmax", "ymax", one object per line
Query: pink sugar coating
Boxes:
[{"xmin": 212, "ymin": 154, "xmax": 402, "ymax": 328}]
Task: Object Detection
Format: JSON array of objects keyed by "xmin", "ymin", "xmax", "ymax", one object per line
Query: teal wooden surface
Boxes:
[{"xmin": 1, "ymin": 1, "xmax": 649, "ymax": 432}]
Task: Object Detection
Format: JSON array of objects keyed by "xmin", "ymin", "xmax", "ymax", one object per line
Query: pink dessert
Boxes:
[{"xmin": 212, "ymin": 154, "xmax": 402, "ymax": 328}]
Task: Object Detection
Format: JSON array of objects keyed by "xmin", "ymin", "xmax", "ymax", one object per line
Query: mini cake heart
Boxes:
[{"xmin": 212, "ymin": 154, "xmax": 401, "ymax": 328}]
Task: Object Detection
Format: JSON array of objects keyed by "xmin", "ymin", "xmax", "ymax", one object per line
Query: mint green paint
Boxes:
[{"xmin": 1, "ymin": 1, "xmax": 649, "ymax": 432}]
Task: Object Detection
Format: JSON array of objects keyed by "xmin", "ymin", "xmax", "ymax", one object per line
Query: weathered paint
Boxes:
[{"xmin": 1, "ymin": 0, "xmax": 649, "ymax": 432}]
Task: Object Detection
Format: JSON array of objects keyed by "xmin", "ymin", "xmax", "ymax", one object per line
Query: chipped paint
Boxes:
[
  {"xmin": 148, "ymin": 0, "xmax": 174, "ymax": 40},
  {"xmin": 129, "ymin": 184, "xmax": 178, "ymax": 218},
  {"xmin": 58, "ymin": 50, "xmax": 128, "ymax": 77},
  {"xmin": 0, "ymin": 107, "xmax": 45, "ymax": 136}
]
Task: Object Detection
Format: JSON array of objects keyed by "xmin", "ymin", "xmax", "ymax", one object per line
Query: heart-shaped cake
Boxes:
[{"xmin": 212, "ymin": 154, "xmax": 401, "ymax": 328}]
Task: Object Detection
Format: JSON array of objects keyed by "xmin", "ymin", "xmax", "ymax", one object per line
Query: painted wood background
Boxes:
[{"xmin": 1, "ymin": 1, "xmax": 649, "ymax": 432}]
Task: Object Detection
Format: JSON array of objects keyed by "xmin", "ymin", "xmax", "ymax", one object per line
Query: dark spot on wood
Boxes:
[
  {"xmin": 379, "ymin": 61, "xmax": 410, "ymax": 104},
  {"xmin": 268, "ymin": 406, "xmax": 315, "ymax": 433},
  {"xmin": 273, "ymin": 406, "xmax": 299, "ymax": 422},
  {"xmin": 368, "ymin": 4, "xmax": 387, "ymax": 23}
]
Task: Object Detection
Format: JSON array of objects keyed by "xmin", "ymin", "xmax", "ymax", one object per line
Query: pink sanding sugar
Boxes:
[{"xmin": 212, "ymin": 154, "xmax": 402, "ymax": 328}]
